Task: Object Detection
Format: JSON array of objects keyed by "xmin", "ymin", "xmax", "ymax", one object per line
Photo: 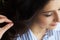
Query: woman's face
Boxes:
[{"xmin": 36, "ymin": 0, "xmax": 60, "ymax": 30}]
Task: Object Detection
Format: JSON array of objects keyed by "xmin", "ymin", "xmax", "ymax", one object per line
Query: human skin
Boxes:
[
  {"xmin": 0, "ymin": 0, "xmax": 60, "ymax": 40},
  {"xmin": 30, "ymin": 0, "xmax": 60, "ymax": 40},
  {"xmin": 0, "ymin": 15, "xmax": 14, "ymax": 39}
]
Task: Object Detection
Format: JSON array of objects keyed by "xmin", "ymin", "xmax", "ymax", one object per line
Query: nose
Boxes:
[{"xmin": 54, "ymin": 10, "xmax": 60, "ymax": 22}]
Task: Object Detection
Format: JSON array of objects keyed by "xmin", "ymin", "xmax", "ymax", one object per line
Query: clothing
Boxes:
[{"xmin": 14, "ymin": 23, "xmax": 60, "ymax": 40}]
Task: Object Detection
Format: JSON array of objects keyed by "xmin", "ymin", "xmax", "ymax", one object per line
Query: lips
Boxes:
[{"xmin": 50, "ymin": 23, "xmax": 57, "ymax": 26}]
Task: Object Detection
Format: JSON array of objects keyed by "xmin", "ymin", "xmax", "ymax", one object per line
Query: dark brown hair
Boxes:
[{"xmin": 1, "ymin": 0, "xmax": 50, "ymax": 40}]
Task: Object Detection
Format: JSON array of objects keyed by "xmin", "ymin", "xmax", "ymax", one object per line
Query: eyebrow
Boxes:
[
  {"xmin": 41, "ymin": 10, "xmax": 53, "ymax": 13},
  {"xmin": 50, "ymin": 0, "xmax": 55, "ymax": 1}
]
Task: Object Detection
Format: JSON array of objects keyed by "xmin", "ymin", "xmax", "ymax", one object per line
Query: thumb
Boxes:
[{"xmin": 2, "ymin": 22, "xmax": 14, "ymax": 32}]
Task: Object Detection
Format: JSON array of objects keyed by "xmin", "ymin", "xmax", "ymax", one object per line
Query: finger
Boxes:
[
  {"xmin": 0, "ymin": 15, "xmax": 12, "ymax": 23},
  {"xmin": 0, "ymin": 17, "xmax": 12, "ymax": 23},
  {"xmin": 2, "ymin": 22, "xmax": 14, "ymax": 32},
  {"xmin": 5, "ymin": 18, "xmax": 12, "ymax": 23}
]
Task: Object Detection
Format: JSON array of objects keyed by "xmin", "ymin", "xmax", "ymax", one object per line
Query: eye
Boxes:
[{"xmin": 43, "ymin": 12, "xmax": 53, "ymax": 17}]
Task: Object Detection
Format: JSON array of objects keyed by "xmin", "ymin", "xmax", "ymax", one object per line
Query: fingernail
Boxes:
[{"xmin": 9, "ymin": 22, "xmax": 14, "ymax": 25}]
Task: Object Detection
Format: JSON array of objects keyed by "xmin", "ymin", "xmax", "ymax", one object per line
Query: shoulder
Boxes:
[
  {"xmin": 13, "ymin": 34, "xmax": 21, "ymax": 40},
  {"xmin": 13, "ymin": 29, "xmax": 32, "ymax": 40}
]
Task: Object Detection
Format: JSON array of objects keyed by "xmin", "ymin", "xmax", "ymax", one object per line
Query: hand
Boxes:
[{"xmin": 0, "ymin": 15, "xmax": 14, "ymax": 39}]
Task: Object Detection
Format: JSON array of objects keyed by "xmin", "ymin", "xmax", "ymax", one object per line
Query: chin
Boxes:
[{"xmin": 48, "ymin": 26, "xmax": 56, "ymax": 30}]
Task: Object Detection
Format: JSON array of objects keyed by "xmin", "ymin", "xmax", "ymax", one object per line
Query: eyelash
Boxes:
[
  {"xmin": 44, "ymin": 14, "xmax": 52, "ymax": 17},
  {"xmin": 43, "ymin": 12, "xmax": 53, "ymax": 17}
]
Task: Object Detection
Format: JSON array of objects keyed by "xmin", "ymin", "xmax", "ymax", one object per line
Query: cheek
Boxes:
[
  {"xmin": 45, "ymin": 17, "xmax": 53, "ymax": 25},
  {"xmin": 38, "ymin": 16, "xmax": 54, "ymax": 28}
]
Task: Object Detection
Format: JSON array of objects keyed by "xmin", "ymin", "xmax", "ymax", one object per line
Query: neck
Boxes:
[{"xmin": 30, "ymin": 23, "xmax": 47, "ymax": 40}]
